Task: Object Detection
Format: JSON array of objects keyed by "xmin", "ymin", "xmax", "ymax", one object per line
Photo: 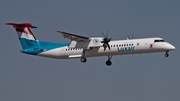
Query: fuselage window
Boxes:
[
  {"xmin": 124, "ymin": 44, "xmax": 126, "ymax": 46},
  {"xmin": 127, "ymin": 44, "xmax": 128, "ymax": 46},
  {"xmin": 114, "ymin": 45, "xmax": 115, "ymax": 47}
]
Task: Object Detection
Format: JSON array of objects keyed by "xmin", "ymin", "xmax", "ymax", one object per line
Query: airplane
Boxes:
[{"xmin": 6, "ymin": 22, "xmax": 175, "ymax": 66}]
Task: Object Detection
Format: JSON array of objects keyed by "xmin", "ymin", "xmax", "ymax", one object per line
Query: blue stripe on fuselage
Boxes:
[{"xmin": 19, "ymin": 38, "xmax": 40, "ymax": 49}]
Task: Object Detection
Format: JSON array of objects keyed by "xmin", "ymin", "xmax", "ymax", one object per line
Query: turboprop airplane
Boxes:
[{"xmin": 6, "ymin": 23, "xmax": 175, "ymax": 66}]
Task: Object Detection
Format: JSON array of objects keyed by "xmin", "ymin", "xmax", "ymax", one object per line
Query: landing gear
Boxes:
[
  {"xmin": 164, "ymin": 51, "xmax": 169, "ymax": 57},
  {"xmin": 106, "ymin": 56, "xmax": 112, "ymax": 66},
  {"xmin": 80, "ymin": 49, "xmax": 89, "ymax": 63},
  {"xmin": 80, "ymin": 57, "xmax": 87, "ymax": 63},
  {"xmin": 106, "ymin": 60, "xmax": 112, "ymax": 66}
]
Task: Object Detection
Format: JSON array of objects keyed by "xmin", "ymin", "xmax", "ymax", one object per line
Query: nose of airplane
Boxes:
[
  {"xmin": 167, "ymin": 44, "xmax": 175, "ymax": 50},
  {"xmin": 171, "ymin": 45, "xmax": 175, "ymax": 50}
]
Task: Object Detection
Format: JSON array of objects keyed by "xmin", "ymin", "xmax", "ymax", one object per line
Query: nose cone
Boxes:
[
  {"xmin": 167, "ymin": 44, "xmax": 175, "ymax": 50},
  {"xmin": 170, "ymin": 45, "xmax": 175, "ymax": 50}
]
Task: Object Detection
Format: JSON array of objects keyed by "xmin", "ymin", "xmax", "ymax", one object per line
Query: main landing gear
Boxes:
[
  {"xmin": 80, "ymin": 49, "xmax": 88, "ymax": 63},
  {"xmin": 106, "ymin": 56, "xmax": 112, "ymax": 66},
  {"xmin": 80, "ymin": 49, "xmax": 113, "ymax": 66},
  {"xmin": 164, "ymin": 51, "xmax": 169, "ymax": 57},
  {"xmin": 80, "ymin": 57, "xmax": 87, "ymax": 63}
]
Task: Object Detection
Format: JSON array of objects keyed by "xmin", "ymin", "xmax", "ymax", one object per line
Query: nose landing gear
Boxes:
[{"xmin": 164, "ymin": 51, "xmax": 169, "ymax": 57}]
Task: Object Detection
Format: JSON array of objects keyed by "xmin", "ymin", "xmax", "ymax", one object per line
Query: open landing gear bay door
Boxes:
[{"xmin": 57, "ymin": 31, "xmax": 103, "ymax": 49}]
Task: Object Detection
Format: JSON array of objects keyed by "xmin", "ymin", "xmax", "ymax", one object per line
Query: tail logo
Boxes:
[{"xmin": 15, "ymin": 27, "xmax": 32, "ymax": 35}]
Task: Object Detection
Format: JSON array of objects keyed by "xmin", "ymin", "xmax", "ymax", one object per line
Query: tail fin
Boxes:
[{"xmin": 6, "ymin": 23, "xmax": 40, "ymax": 49}]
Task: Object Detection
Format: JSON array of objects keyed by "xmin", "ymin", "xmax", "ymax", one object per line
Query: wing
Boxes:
[{"xmin": 56, "ymin": 31, "xmax": 90, "ymax": 42}]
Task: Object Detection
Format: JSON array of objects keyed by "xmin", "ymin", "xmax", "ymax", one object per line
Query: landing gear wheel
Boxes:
[
  {"xmin": 106, "ymin": 60, "xmax": 112, "ymax": 66},
  {"xmin": 164, "ymin": 51, "xmax": 169, "ymax": 57},
  {"xmin": 80, "ymin": 57, "xmax": 87, "ymax": 63},
  {"xmin": 164, "ymin": 53, "xmax": 169, "ymax": 57}
]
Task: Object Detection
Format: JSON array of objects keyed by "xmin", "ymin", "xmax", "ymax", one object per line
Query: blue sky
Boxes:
[{"xmin": 0, "ymin": 0, "xmax": 180, "ymax": 101}]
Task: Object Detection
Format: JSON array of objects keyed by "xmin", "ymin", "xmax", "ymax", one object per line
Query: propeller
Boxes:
[
  {"xmin": 101, "ymin": 30, "xmax": 112, "ymax": 51},
  {"xmin": 127, "ymin": 34, "xmax": 134, "ymax": 40}
]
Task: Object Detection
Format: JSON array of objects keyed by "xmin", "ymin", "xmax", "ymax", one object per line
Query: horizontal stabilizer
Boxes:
[{"xmin": 5, "ymin": 23, "xmax": 37, "ymax": 28}]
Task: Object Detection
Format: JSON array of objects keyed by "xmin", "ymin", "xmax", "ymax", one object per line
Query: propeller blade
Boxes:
[
  {"xmin": 106, "ymin": 30, "xmax": 109, "ymax": 38},
  {"xmin": 103, "ymin": 43, "xmax": 107, "ymax": 51},
  {"xmin": 107, "ymin": 43, "xmax": 110, "ymax": 50},
  {"xmin": 101, "ymin": 30, "xmax": 111, "ymax": 51},
  {"xmin": 102, "ymin": 32, "xmax": 105, "ymax": 38},
  {"xmin": 132, "ymin": 34, "xmax": 134, "ymax": 39}
]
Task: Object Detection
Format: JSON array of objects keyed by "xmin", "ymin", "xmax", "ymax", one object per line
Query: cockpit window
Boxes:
[
  {"xmin": 160, "ymin": 40, "xmax": 165, "ymax": 42},
  {"xmin": 154, "ymin": 40, "xmax": 160, "ymax": 42},
  {"xmin": 154, "ymin": 40, "xmax": 165, "ymax": 42}
]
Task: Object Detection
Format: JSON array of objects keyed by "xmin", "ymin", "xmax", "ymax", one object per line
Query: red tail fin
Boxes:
[{"xmin": 6, "ymin": 22, "xmax": 37, "ymax": 40}]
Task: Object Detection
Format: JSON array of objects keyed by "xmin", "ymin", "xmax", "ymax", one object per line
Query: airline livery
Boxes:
[{"xmin": 6, "ymin": 23, "xmax": 175, "ymax": 66}]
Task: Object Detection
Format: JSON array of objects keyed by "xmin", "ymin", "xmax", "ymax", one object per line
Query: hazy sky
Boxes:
[{"xmin": 0, "ymin": 0, "xmax": 180, "ymax": 101}]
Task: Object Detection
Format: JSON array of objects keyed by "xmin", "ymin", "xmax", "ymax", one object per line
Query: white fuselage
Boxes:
[{"xmin": 37, "ymin": 37, "xmax": 175, "ymax": 59}]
